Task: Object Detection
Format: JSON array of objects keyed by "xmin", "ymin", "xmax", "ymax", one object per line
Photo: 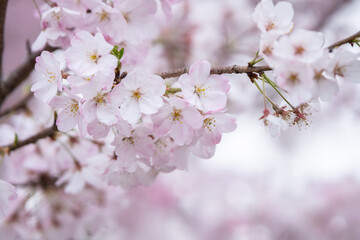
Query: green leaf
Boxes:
[
  {"xmin": 14, "ymin": 133, "xmax": 18, "ymax": 146},
  {"xmin": 111, "ymin": 45, "xmax": 119, "ymax": 56},
  {"xmin": 118, "ymin": 48, "xmax": 124, "ymax": 60}
]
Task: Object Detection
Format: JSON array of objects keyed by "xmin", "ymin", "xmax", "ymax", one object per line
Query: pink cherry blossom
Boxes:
[
  {"xmin": 82, "ymin": 87, "xmax": 120, "ymax": 126},
  {"xmin": 65, "ymin": 31, "xmax": 117, "ymax": 76},
  {"xmin": 31, "ymin": 51, "xmax": 63, "ymax": 103},
  {"xmin": 274, "ymin": 61, "xmax": 314, "ymax": 105},
  {"xmin": 329, "ymin": 50, "xmax": 360, "ymax": 83},
  {"xmin": 179, "ymin": 60, "xmax": 230, "ymax": 112},
  {"xmin": 67, "ymin": 69, "xmax": 114, "ymax": 100},
  {"xmin": 273, "ymin": 29, "xmax": 325, "ymax": 63},
  {"xmin": 111, "ymin": 69, "xmax": 166, "ymax": 124},
  {"xmin": 113, "ymin": 0, "xmax": 157, "ymax": 44},
  {"xmin": 252, "ymin": 0, "xmax": 294, "ymax": 36},
  {"xmin": 32, "ymin": 7, "xmax": 80, "ymax": 51},
  {"xmin": 112, "ymin": 127, "xmax": 155, "ymax": 166},
  {"xmin": 198, "ymin": 111, "xmax": 237, "ymax": 146},
  {"xmin": 262, "ymin": 114, "xmax": 288, "ymax": 138},
  {"xmin": 312, "ymin": 54, "xmax": 339, "ymax": 101},
  {"xmin": 82, "ymin": 1, "xmax": 127, "ymax": 43},
  {"xmin": 49, "ymin": 90, "xmax": 82, "ymax": 132},
  {"xmin": 152, "ymin": 97, "xmax": 203, "ymax": 146}
]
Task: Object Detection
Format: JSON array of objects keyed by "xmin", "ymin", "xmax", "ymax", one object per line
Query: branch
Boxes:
[
  {"xmin": 160, "ymin": 30, "xmax": 360, "ymax": 79},
  {"xmin": 159, "ymin": 65, "xmax": 272, "ymax": 79},
  {"xmin": 0, "ymin": 114, "xmax": 58, "ymax": 154},
  {"xmin": 0, "ymin": 0, "xmax": 8, "ymax": 81},
  {"xmin": 328, "ymin": 30, "xmax": 360, "ymax": 51},
  {"xmin": 0, "ymin": 93, "xmax": 32, "ymax": 118}
]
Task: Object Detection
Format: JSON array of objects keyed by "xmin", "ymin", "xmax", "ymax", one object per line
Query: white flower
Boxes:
[
  {"xmin": 252, "ymin": 0, "xmax": 294, "ymax": 36},
  {"xmin": 31, "ymin": 51, "xmax": 63, "ymax": 103},
  {"xmin": 111, "ymin": 69, "xmax": 166, "ymax": 124},
  {"xmin": 273, "ymin": 29, "xmax": 325, "ymax": 63},
  {"xmin": 65, "ymin": 31, "xmax": 117, "ymax": 75},
  {"xmin": 329, "ymin": 50, "xmax": 360, "ymax": 83},
  {"xmin": 178, "ymin": 60, "xmax": 230, "ymax": 112}
]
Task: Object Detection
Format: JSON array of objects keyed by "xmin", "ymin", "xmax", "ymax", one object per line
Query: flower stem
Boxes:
[
  {"xmin": 253, "ymin": 79, "xmax": 277, "ymax": 109},
  {"xmin": 262, "ymin": 73, "xmax": 295, "ymax": 109}
]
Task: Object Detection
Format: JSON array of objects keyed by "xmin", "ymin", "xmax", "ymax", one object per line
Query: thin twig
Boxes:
[
  {"xmin": 0, "ymin": 93, "xmax": 32, "ymax": 118},
  {"xmin": 32, "ymin": 0, "xmax": 42, "ymax": 20},
  {"xmin": 328, "ymin": 30, "xmax": 360, "ymax": 51},
  {"xmin": 159, "ymin": 65, "xmax": 272, "ymax": 79},
  {"xmin": 0, "ymin": 113, "xmax": 58, "ymax": 154}
]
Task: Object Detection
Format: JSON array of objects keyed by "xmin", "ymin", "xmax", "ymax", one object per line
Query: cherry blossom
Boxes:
[
  {"xmin": 273, "ymin": 29, "xmax": 325, "ymax": 63},
  {"xmin": 152, "ymin": 96, "xmax": 203, "ymax": 146},
  {"xmin": 111, "ymin": 70, "xmax": 166, "ymax": 124},
  {"xmin": 179, "ymin": 60, "xmax": 230, "ymax": 112},
  {"xmin": 329, "ymin": 50, "xmax": 360, "ymax": 83},
  {"xmin": 32, "ymin": 7, "xmax": 80, "ymax": 51},
  {"xmin": 1, "ymin": 0, "xmax": 360, "ymax": 239},
  {"xmin": 49, "ymin": 90, "xmax": 82, "ymax": 132},
  {"xmin": 31, "ymin": 51, "xmax": 63, "ymax": 103},
  {"xmin": 252, "ymin": 0, "xmax": 294, "ymax": 36},
  {"xmin": 197, "ymin": 111, "xmax": 237, "ymax": 146},
  {"xmin": 65, "ymin": 31, "xmax": 117, "ymax": 76}
]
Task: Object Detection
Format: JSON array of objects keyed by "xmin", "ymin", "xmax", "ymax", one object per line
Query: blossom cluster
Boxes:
[
  {"xmin": 9, "ymin": 0, "xmax": 237, "ymax": 192},
  {"xmin": 252, "ymin": 0, "xmax": 360, "ymax": 136},
  {"xmin": 0, "ymin": 0, "xmax": 359, "ymax": 238}
]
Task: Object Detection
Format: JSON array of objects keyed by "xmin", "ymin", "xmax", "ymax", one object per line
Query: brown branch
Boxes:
[
  {"xmin": 159, "ymin": 65, "xmax": 272, "ymax": 79},
  {"xmin": 328, "ymin": 30, "xmax": 360, "ymax": 51},
  {"xmin": 0, "ymin": 93, "xmax": 32, "ymax": 118},
  {"xmin": 160, "ymin": 30, "xmax": 360, "ymax": 79},
  {"xmin": 0, "ymin": 0, "xmax": 8, "ymax": 81},
  {"xmin": 0, "ymin": 113, "xmax": 58, "ymax": 154}
]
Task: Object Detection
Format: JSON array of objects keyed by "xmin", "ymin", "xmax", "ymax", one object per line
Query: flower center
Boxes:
[
  {"xmin": 203, "ymin": 117, "xmax": 216, "ymax": 131},
  {"xmin": 47, "ymin": 71, "xmax": 56, "ymax": 83},
  {"xmin": 194, "ymin": 85, "xmax": 208, "ymax": 97},
  {"xmin": 263, "ymin": 45, "xmax": 273, "ymax": 56},
  {"xmin": 294, "ymin": 45, "xmax": 305, "ymax": 55},
  {"xmin": 122, "ymin": 136, "xmax": 135, "ymax": 145},
  {"xmin": 132, "ymin": 88, "xmax": 143, "ymax": 101},
  {"xmin": 88, "ymin": 50, "xmax": 100, "ymax": 63},
  {"xmin": 265, "ymin": 21, "xmax": 275, "ymax": 31},
  {"xmin": 170, "ymin": 108, "xmax": 183, "ymax": 124},
  {"xmin": 334, "ymin": 64, "xmax": 345, "ymax": 77},
  {"xmin": 314, "ymin": 70, "xmax": 325, "ymax": 82},
  {"xmin": 287, "ymin": 73, "xmax": 299, "ymax": 85},
  {"xmin": 94, "ymin": 92, "xmax": 105, "ymax": 104},
  {"xmin": 99, "ymin": 10, "xmax": 109, "ymax": 21},
  {"xmin": 64, "ymin": 102, "xmax": 79, "ymax": 118}
]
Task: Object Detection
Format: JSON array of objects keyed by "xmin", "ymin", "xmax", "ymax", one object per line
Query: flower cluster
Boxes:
[
  {"xmin": 0, "ymin": 0, "xmax": 360, "ymax": 238},
  {"xmin": 25, "ymin": 0, "xmax": 237, "ymax": 192},
  {"xmin": 252, "ymin": 0, "xmax": 360, "ymax": 136}
]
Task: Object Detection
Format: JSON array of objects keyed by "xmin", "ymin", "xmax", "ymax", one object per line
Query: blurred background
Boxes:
[{"xmin": 3, "ymin": 0, "xmax": 360, "ymax": 239}]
